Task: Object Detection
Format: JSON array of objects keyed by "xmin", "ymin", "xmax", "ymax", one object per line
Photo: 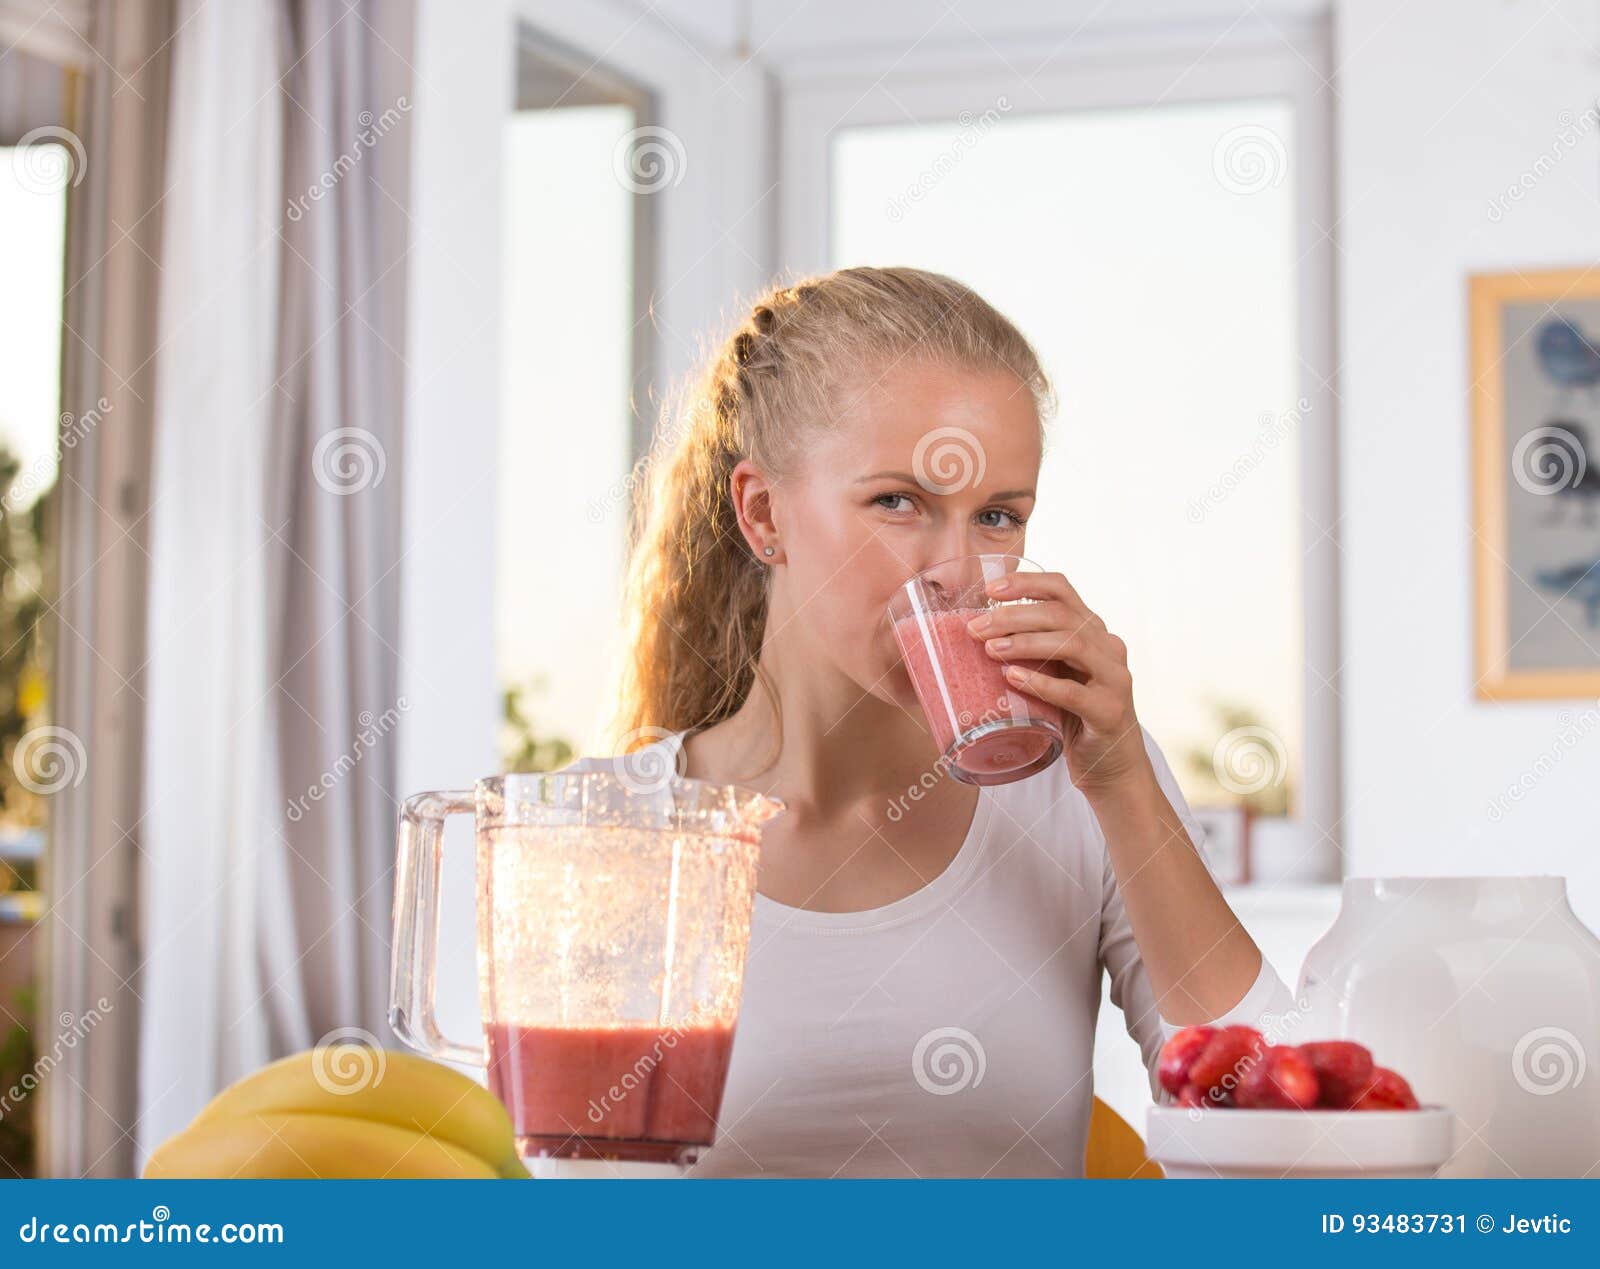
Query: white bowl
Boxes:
[{"xmin": 1145, "ymin": 1105, "xmax": 1456, "ymax": 1179}]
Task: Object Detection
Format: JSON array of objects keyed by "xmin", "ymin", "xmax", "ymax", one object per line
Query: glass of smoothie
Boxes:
[
  {"xmin": 391, "ymin": 770, "xmax": 785, "ymax": 1172},
  {"xmin": 888, "ymin": 553, "xmax": 1065, "ymax": 786}
]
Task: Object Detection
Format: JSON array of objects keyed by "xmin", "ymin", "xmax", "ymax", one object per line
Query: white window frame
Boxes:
[
  {"xmin": 404, "ymin": 0, "xmax": 775, "ymax": 808},
  {"xmin": 773, "ymin": 17, "xmax": 1342, "ymax": 878}
]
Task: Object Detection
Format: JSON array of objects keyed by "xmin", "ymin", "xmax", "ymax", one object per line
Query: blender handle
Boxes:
[{"xmin": 389, "ymin": 790, "xmax": 484, "ymax": 1066}]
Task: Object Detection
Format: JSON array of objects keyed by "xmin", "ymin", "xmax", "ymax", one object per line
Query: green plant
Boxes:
[
  {"xmin": 0, "ymin": 984, "xmax": 37, "ymax": 1177},
  {"xmin": 0, "ymin": 441, "xmax": 54, "ymax": 833},
  {"xmin": 1183, "ymin": 700, "xmax": 1293, "ymax": 817},
  {"xmin": 501, "ymin": 675, "xmax": 575, "ymax": 774}
]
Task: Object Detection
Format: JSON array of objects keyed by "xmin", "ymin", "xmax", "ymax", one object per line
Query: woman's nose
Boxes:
[
  {"xmin": 907, "ymin": 520, "xmax": 1018, "ymax": 577},
  {"xmin": 934, "ymin": 529, "xmax": 974, "ymax": 567},
  {"xmin": 902, "ymin": 536, "xmax": 974, "ymax": 581}
]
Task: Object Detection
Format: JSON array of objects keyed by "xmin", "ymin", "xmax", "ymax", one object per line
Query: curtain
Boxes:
[
  {"xmin": 41, "ymin": 0, "xmax": 177, "ymax": 1180},
  {"xmin": 0, "ymin": 46, "xmax": 70, "ymax": 142},
  {"xmin": 138, "ymin": 0, "xmax": 412, "ymax": 1163},
  {"xmin": 264, "ymin": 0, "xmax": 411, "ymax": 1057},
  {"xmin": 0, "ymin": 0, "xmax": 94, "ymax": 70}
]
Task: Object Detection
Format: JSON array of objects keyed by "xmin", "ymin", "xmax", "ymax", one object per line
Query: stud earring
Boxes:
[{"xmin": 763, "ymin": 546, "xmax": 776, "ymax": 557}]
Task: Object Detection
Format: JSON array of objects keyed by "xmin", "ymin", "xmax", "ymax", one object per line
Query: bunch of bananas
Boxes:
[{"xmin": 143, "ymin": 1045, "xmax": 527, "ymax": 1179}]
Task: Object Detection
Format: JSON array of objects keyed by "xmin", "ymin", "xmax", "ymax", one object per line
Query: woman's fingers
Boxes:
[
  {"xmin": 966, "ymin": 596, "xmax": 1097, "ymax": 640},
  {"xmin": 972, "ymin": 581, "xmax": 1103, "ymax": 641},
  {"xmin": 985, "ymin": 569, "xmax": 1099, "ymax": 621},
  {"xmin": 977, "ymin": 627, "xmax": 1123, "ymax": 679},
  {"xmin": 968, "ymin": 569, "xmax": 1138, "ymax": 735},
  {"xmin": 1002, "ymin": 663, "xmax": 1127, "ymax": 731}
]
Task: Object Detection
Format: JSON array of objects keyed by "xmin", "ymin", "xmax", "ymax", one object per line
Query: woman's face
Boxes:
[{"xmin": 762, "ymin": 358, "xmax": 1044, "ymax": 716}]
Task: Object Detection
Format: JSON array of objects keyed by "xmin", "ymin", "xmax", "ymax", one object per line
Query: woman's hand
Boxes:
[{"xmin": 965, "ymin": 571, "xmax": 1153, "ymax": 797}]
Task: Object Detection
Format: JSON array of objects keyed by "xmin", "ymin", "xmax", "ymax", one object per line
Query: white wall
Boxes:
[
  {"xmin": 653, "ymin": 0, "xmax": 1329, "ymax": 63},
  {"xmin": 1334, "ymin": 0, "xmax": 1600, "ymax": 932}
]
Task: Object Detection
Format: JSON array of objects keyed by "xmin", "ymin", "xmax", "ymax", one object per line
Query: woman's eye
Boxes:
[
  {"xmin": 977, "ymin": 508, "xmax": 1026, "ymax": 529},
  {"xmin": 874, "ymin": 493, "xmax": 915, "ymax": 513}
]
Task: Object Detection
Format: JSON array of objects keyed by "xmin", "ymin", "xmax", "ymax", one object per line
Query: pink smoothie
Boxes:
[
  {"xmin": 486, "ymin": 1021, "xmax": 735, "ymax": 1164},
  {"xmin": 893, "ymin": 606, "xmax": 1064, "ymax": 780}
]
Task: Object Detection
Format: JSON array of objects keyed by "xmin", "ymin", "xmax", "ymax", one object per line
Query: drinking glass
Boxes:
[{"xmin": 888, "ymin": 553, "xmax": 1065, "ymax": 786}]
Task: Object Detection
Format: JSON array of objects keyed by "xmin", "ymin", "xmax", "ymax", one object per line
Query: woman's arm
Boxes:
[
  {"xmin": 1096, "ymin": 733, "xmax": 1300, "ymax": 1102},
  {"xmin": 971, "ymin": 568, "xmax": 1273, "ymax": 1025},
  {"xmin": 1085, "ymin": 744, "xmax": 1267, "ymax": 1024}
]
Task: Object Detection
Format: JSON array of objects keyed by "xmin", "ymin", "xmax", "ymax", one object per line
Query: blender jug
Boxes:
[{"xmin": 390, "ymin": 769, "xmax": 784, "ymax": 1167}]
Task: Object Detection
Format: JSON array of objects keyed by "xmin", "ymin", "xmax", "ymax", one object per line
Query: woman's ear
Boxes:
[{"xmin": 730, "ymin": 458, "xmax": 782, "ymax": 564}]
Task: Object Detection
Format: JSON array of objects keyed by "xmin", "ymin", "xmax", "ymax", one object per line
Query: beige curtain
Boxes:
[
  {"xmin": 138, "ymin": 0, "xmax": 288, "ymax": 1162},
  {"xmin": 137, "ymin": 0, "xmax": 414, "ymax": 1163},
  {"xmin": 263, "ymin": 0, "xmax": 413, "ymax": 1056},
  {"xmin": 46, "ymin": 0, "xmax": 176, "ymax": 1181}
]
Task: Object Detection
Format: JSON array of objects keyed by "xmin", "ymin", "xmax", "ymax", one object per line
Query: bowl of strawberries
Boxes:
[{"xmin": 1144, "ymin": 1025, "xmax": 1455, "ymax": 1179}]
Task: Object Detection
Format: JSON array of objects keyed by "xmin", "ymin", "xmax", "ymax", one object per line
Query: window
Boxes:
[
  {"xmin": 0, "ymin": 136, "xmax": 69, "ymax": 1177},
  {"xmin": 783, "ymin": 34, "xmax": 1338, "ymax": 875},
  {"xmin": 833, "ymin": 100, "xmax": 1302, "ymax": 813},
  {"xmin": 497, "ymin": 35, "xmax": 654, "ymax": 766}
]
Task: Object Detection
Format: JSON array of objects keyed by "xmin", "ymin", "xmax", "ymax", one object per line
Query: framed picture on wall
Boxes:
[
  {"xmin": 1190, "ymin": 804, "xmax": 1252, "ymax": 886},
  {"xmin": 1471, "ymin": 266, "xmax": 1600, "ymax": 700}
]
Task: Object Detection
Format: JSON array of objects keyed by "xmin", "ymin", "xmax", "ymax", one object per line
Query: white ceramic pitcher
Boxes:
[{"xmin": 1296, "ymin": 875, "xmax": 1600, "ymax": 1178}]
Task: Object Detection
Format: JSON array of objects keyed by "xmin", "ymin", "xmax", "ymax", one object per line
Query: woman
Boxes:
[{"xmin": 573, "ymin": 266, "xmax": 1295, "ymax": 1177}]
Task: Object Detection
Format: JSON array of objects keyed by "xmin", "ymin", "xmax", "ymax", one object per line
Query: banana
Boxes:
[
  {"xmin": 190, "ymin": 1048, "xmax": 526, "ymax": 1178},
  {"xmin": 144, "ymin": 1112, "xmax": 498, "ymax": 1179}
]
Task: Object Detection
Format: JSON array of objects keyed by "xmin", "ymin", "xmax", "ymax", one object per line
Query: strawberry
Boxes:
[
  {"xmin": 1185, "ymin": 1025, "xmax": 1266, "ymax": 1101},
  {"xmin": 1235, "ymin": 1045, "xmax": 1321, "ymax": 1109},
  {"xmin": 1298, "ymin": 1040, "xmax": 1375, "ymax": 1109},
  {"xmin": 1158, "ymin": 1026, "xmax": 1216, "ymax": 1096},
  {"xmin": 1352, "ymin": 1065, "xmax": 1419, "ymax": 1110}
]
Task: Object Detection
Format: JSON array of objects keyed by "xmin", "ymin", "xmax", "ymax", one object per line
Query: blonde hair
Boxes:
[{"xmin": 606, "ymin": 266, "xmax": 1051, "ymax": 747}]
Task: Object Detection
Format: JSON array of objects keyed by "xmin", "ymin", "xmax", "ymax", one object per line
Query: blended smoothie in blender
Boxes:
[
  {"xmin": 473, "ymin": 806, "xmax": 766, "ymax": 1167},
  {"xmin": 486, "ymin": 1020, "xmax": 736, "ymax": 1163}
]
